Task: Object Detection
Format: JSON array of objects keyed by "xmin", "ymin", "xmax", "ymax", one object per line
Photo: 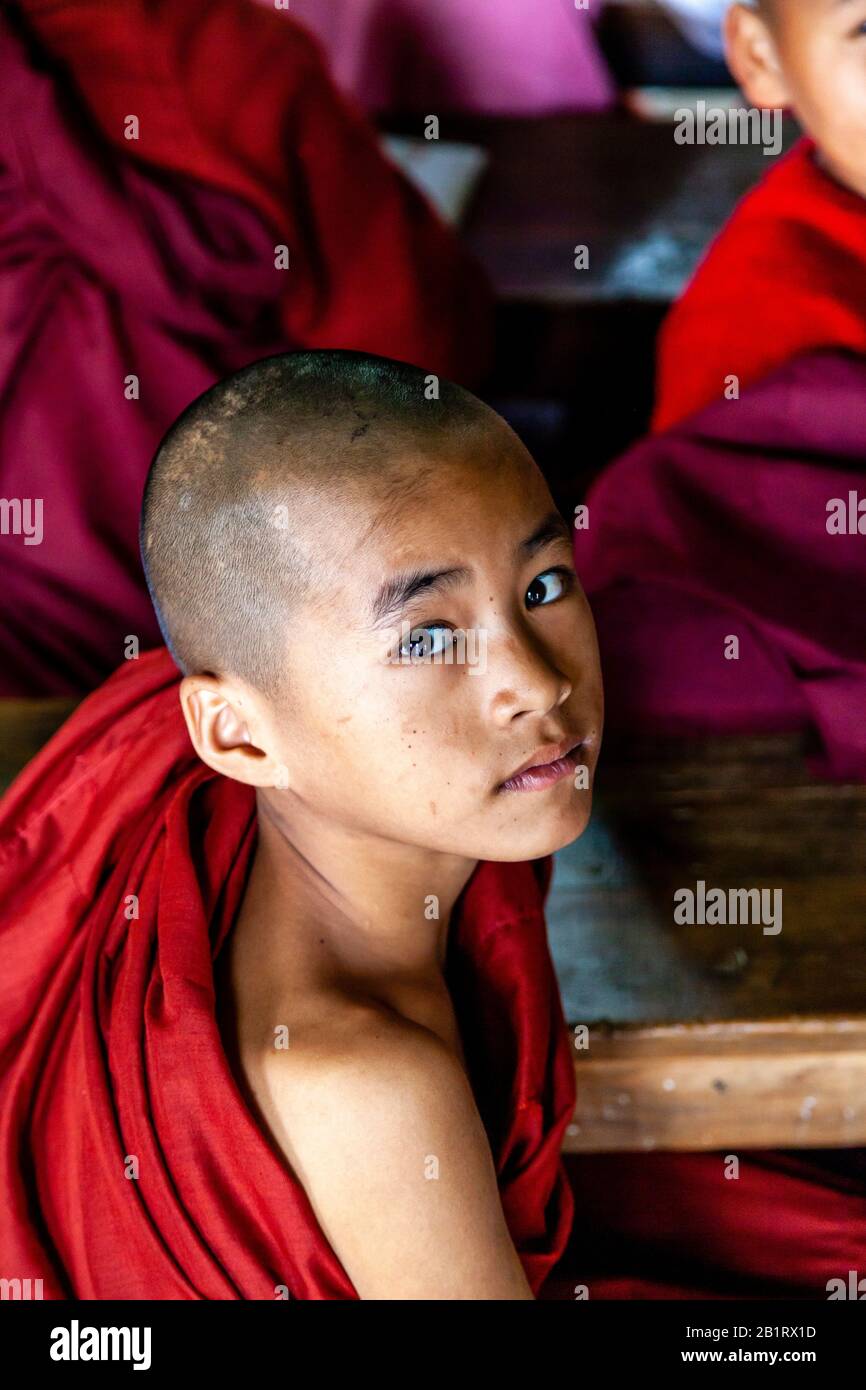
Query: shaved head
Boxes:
[
  {"xmin": 727, "ymin": 0, "xmax": 866, "ymax": 200},
  {"xmin": 735, "ymin": 0, "xmax": 775, "ymax": 22},
  {"xmin": 140, "ymin": 350, "xmax": 493, "ymax": 692}
]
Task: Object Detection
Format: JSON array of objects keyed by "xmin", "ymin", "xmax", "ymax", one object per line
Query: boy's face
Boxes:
[
  {"xmin": 252, "ymin": 422, "xmax": 603, "ymax": 863},
  {"xmin": 729, "ymin": 0, "xmax": 866, "ymax": 197}
]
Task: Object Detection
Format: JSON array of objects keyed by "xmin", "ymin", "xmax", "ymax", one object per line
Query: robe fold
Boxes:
[
  {"xmin": 0, "ymin": 9, "xmax": 286, "ymax": 694},
  {"xmin": 1, "ymin": 1, "xmax": 493, "ymax": 696},
  {"xmin": 544, "ymin": 1146, "xmax": 866, "ymax": 1300},
  {"xmin": 575, "ymin": 349, "xmax": 866, "ymax": 783},
  {"xmin": 14, "ymin": 0, "xmax": 494, "ymax": 380},
  {"xmin": 270, "ymin": 0, "xmax": 616, "ymax": 117},
  {"xmin": 0, "ymin": 648, "xmax": 576, "ymax": 1299},
  {"xmin": 653, "ymin": 138, "xmax": 866, "ymax": 434}
]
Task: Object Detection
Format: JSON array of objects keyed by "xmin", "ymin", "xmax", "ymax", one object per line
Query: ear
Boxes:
[
  {"xmin": 725, "ymin": 3, "xmax": 792, "ymax": 110},
  {"xmin": 179, "ymin": 675, "xmax": 286, "ymax": 789}
]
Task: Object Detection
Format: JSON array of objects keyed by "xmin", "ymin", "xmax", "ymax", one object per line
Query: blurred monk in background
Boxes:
[{"xmin": 1, "ymin": 0, "xmax": 492, "ymax": 694}]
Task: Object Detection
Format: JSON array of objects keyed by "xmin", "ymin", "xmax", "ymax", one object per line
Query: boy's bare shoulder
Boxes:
[
  {"xmin": 260, "ymin": 995, "xmax": 467, "ymax": 1115},
  {"xmin": 251, "ymin": 995, "xmax": 533, "ymax": 1298}
]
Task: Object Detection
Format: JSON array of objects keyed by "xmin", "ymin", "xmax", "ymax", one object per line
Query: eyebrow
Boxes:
[
  {"xmin": 366, "ymin": 508, "xmax": 573, "ymax": 629},
  {"xmin": 520, "ymin": 507, "xmax": 574, "ymax": 556}
]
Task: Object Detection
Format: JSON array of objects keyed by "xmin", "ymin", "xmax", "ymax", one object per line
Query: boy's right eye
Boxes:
[{"xmin": 397, "ymin": 624, "xmax": 453, "ymax": 662}]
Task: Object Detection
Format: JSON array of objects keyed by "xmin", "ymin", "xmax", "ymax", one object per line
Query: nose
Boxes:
[{"xmin": 485, "ymin": 626, "xmax": 573, "ymax": 727}]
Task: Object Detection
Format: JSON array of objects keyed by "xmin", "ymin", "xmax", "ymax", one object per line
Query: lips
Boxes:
[{"xmin": 497, "ymin": 739, "xmax": 586, "ymax": 795}]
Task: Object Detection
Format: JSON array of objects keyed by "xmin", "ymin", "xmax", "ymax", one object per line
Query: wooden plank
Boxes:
[
  {"xmin": 548, "ymin": 732, "xmax": 866, "ymax": 1149},
  {"xmin": 550, "ymin": 732, "xmax": 866, "ymax": 1025},
  {"xmin": 452, "ymin": 111, "xmax": 800, "ymax": 305},
  {"xmin": 565, "ymin": 1018, "xmax": 866, "ymax": 1152}
]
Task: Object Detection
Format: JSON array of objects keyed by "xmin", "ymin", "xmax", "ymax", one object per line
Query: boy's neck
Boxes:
[{"xmin": 245, "ymin": 789, "xmax": 480, "ymax": 985}]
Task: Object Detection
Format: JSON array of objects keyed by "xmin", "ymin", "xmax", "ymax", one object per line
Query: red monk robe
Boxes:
[
  {"xmin": 15, "ymin": 0, "xmax": 493, "ymax": 383},
  {"xmin": 546, "ymin": 1145, "xmax": 866, "ymax": 1301},
  {"xmin": 0, "ymin": 0, "xmax": 493, "ymax": 696},
  {"xmin": 653, "ymin": 137, "xmax": 866, "ymax": 434},
  {"xmin": 0, "ymin": 649, "xmax": 575, "ymax": 1299}
]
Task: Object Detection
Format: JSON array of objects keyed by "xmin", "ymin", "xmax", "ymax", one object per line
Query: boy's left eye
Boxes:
[{"xmin": 526, "ymin": 566, "xmax": 577, "ymax": 609}]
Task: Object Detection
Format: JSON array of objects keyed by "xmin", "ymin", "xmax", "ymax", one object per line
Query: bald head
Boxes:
[
  {"xmin": 140, "ymin": 350, "xmax": 493, "ymax": 692},
  {"xmin": 733, "ymin": 0, "xmax": 775, "ymax": 23}
]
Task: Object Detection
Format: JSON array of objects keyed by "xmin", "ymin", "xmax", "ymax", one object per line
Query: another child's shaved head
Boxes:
[
  {"xmin": 141, "ymin": 350, "xmax": 491, "ymax": 691},
  {"xmin": 726, "ymin": 0, "xmax": 866, "ymax": 199}
]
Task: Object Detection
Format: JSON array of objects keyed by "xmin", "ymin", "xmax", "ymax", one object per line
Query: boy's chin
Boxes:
[{"xmin": 483, "ymin": 796, "xmax": 594, "ymax": 863}]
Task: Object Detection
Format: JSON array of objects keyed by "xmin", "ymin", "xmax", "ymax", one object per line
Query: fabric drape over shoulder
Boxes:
[
  {"xmin": 0, "ymin": 649, "xmax": 575, "ymax": 1299},
  {"xmin": 576, "ymin": 350, "xmax": 866, "ymax": 783},
  {"xmin": 653, "ymin": 139, "xmax": 866, "ymax": 434}
]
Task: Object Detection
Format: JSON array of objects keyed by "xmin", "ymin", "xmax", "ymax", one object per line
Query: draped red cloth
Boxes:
[
  {"xmin": 545, "ymin": 1146, "xmax": 866, "ymax": 1300},
  {"xmin": 577, "ymin": 350, "xmax": 866, "ymax": 783},
  {"xmin": 653, "ymin": 138, "xmax": 866, "ymax": 434},
  {"xmin": 0, "ymin": 649, "xmax": 575, "ymax": 1299},
  {"xmin": 14, "ymin": 0, "xmax": 493, "ymax": 381},
  {"xmin": 0, "ymin": 1, "xmax": 493, "ymax": 696}
]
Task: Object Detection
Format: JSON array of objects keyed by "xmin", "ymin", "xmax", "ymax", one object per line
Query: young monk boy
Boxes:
[
  {"xmin": 0, "ymin": 350, "xmax": 603, "ymax": 1300},
  {"xmin": 653, "ymin": 0, "xmax": 866, "ymax": 432}
]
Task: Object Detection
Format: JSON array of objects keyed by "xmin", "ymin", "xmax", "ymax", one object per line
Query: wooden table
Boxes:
[
  {"xmin": 453, "ymin": 108, "xmax": 799, "ymax": 307},
  {"xmin": 391, "ymin": 108, "xmax": 800, "ymax": 496},
  {"xmin": 548, "ymin": 732, "xmax": 866, "ymax": 1152}
]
